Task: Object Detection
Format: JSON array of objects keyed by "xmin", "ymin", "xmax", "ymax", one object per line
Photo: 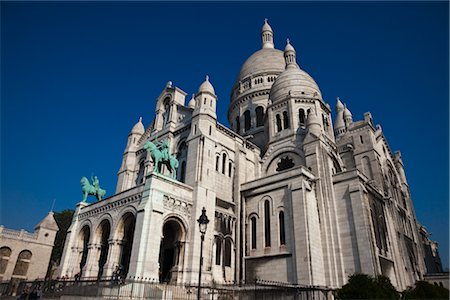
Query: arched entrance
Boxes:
[
  {"xmin": 159, "ymin": 218, "xmax": 186, "ymax": 283},
  {"xmin": 79, "ymin": 225, "xmax": 90, "ymax": 277},
  {"xmin": 96, "ymin": 220, "xmax": 111, "ymax": 280},
  {"xmin": 117, "ymin": 213, "xmax": 136, "ymax": 279}
]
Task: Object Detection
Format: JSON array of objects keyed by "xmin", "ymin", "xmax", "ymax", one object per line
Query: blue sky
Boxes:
[{"xmin": 1, "ymin": 2, "xmax": 448, "ymax": 269}]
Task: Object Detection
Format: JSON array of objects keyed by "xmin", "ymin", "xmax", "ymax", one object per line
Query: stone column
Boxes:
[
  {"xmin": 103, "ymin": 239, "xmax": 123, "ymax": 278},
  {"xmin": 83, "ymin": 243, "xmax": 100, "ymax": 279}
]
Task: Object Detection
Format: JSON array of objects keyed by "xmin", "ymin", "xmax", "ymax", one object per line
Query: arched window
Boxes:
[
  {"xmin": 215, "ymin": 237, "xmax": 222, "ymax": 265},
  {"xmin": 222, "ymin": 153, "xmax": 227, "ymax": 174},
  {"xmin": 279, "ymin": 211, "xmax": 286, "ymax": 245},
  {"xmin": 276, "ymin": 114, "xmax": 282, "ymax": 132},
  {"xmin": 216, "ymin": 156, "xmax": 220, "ymax": 171},
  {"xmin": 135, "ymin": 160, "xmax": 145, "ymax": 185},
  {"xmin": 12, "ymin": 250, "xmax": 32, "ymax": 277},
  {"xmin": 244, "ymin": 110, "xmax": 251, "ymax": 131},
  {"xmin": 235, "ymin": 116, "xmax": 240, "ymax": 132},
  {"xmin": 299, "ymin": 108, "xmax": 305, "ymax": 126},
  {"xmin": 256, "ymin": 106, "xmax": 264, "ymax": 127},
  {"xmin": 250, "ymin": 217, "xmax": 257, "ymax": 249},
  {"xmin": 180, "ymin": 161, "xmax": 186, "ymax": 183},
  {"xmin": 224, "ymin": 239, "xmax": 232, "ymax": 267},
  {"xmin": 162, "ymin": 98, "xmax": 171, "ymax": 125},
  {"xmin": 0, "ymin": 247, "xmax": 12, "ymax": 279},
  {"xmin": 228, "ymin": 162, "xmax": 232, "ymax": 177},
  {"xmin": 264, "ymin": 200, "xmax": 271, "ymax": 247},
  {"xmin": 283, "ymin": 111, "xmax": 290, "ymax": 129}
]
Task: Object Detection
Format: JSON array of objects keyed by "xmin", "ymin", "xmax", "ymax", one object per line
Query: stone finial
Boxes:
[{"xmin": 166, "ymin": 81, "xmax": 172, "ymax": 88}]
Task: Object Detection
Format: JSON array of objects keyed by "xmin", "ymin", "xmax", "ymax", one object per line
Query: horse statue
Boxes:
[
  {"xmin": 80, "ymin": 176, "xmax": 106, "ymax": 202},
  {"xmin": 144, "ymin": 140, "xmax": 179, "ymax": 179}
]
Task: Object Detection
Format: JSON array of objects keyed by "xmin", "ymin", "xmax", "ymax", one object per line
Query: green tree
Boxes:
[
  {"xmin": 337, "ymin": 273, "xmax": 399, "ymax": 299},
  {"xmin": 402, "ymin": 281, "xmax": 449, "ymax": 299},
  {"xmin": 46, "ymin": 209, "xmax": 74, "ymax": 278}
]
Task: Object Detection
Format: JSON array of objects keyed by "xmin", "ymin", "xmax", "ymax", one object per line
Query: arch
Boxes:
[
  {"xmin": 215, "ymin": 236, "xmax": 222, "ymax": 265},
  {"xmin": 159, "ymin": 217, "xmax": 187, "ymax": 283},
  {"xmin": 265, "ymin": 149, "xmax": 304, "ymax": 175},
  {"xmin": 12, "ymin": 250, "xmax": 32, "ymax": 278},
  {"xmin": 0, "ymin": 247, "xmax": 12, "ymax": 278},
  {"xmin": 77, "ymin": 224, "xmax": 91, "ymax": 276},
  {"xmin": 256, "ymin": 106, "xmax": 264, "ymax": 127},
  {"xmin": 283, "ymin": 111, "xmax": 290, "ymax": 129},
  {"xmin": 279, "ymin": 211, "xmax": 286, "ymax": 246},
  {"xmin": 96, "ymin": 219, "xmax": 111, "ymax": 280},
  {"xmin": 115, "ymin": 211, "xmax": 136, "ymax": 279},
  {"xmin": 216, "ymin": 155, "xmax": 220, "ymax": 171},
  {"xmin": 244, "ymin": 110, "xmax": 251, "ymax": 131},
  {"xmin": 222, "ymin": 153, "xmax": 227, "ymax": 174},
  {"xmin": 162, "ymin": 97, "xmax": 171, "ymax": 125},
  {"xmin": 224, "ymin": 238, "xmax": 232, "ymax": 267},
  {"xmin": 135, "ymin": 159, "xmax": 146, "ymax": 185},
  {"xmin": 250, "ymin": 216, "xmax": 257, "ymax": 249},
  {"xmin": 299, "ymin": 108, "xmax": 306, "ymax": 126},
  {"xmin": 264, "ymin": 199, "xmax": 271, "ymax": 247},
  {"xmin": 276, "ymin": 114, "xmax": 282, "ymax": 132}
]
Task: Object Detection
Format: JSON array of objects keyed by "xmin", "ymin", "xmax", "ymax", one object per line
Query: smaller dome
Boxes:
[
  {"xmin": 198, "ymin": 75, "xmax": 215, "ymax": 94},
  {"xmin": 285, "ymin": 39, "xmax": 295, "ymax": 52},
  {"xmin": 188, "ymin": 94, "xmax": 196, "ymax": 109},
  {"xmin": 131, "ymin": 117, "xmax": 145, "ymax": 135},
  {"xmin": 344, "ymin": 105, "xmax": 352, "ymax": 118},
  {"xmin": 336, "ymin": 98, "xmax": 344, "ymax": 110},
  {"xmin": 262, "ymin": 18, "xmax": 273, "ymax": 32}
]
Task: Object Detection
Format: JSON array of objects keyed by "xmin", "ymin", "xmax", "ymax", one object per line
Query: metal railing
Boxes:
[{"xmin": 1, "ymin": 278, "xmax": 335, "ymax": 300}]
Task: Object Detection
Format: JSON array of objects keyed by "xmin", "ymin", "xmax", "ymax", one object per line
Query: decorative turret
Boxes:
[
  {"xmin": 344, "ymin": 104, "xmax": 353, "ymax": 127},
  {"xmin": 193, "ymin": 75, "xmax": 217, "ymax": 120},
  {"xmin": 128, "ymin": 117, "xmax": 144, "ymax": 149},
  {"xmin": 34, "ymin": 211, "xmax": 59, "ymax": 240},
  {"xmin": 262, "ymin": 18, "xmax": 274, "ymax": 49},
  {"xmin": 334, "ymin": 98, "xmax": 346, "ymax": 137},
  {"xmin": 188, "ymin": 93, "xmax": 196, "ymax": 109},
  {"xmin": 284, "ymin": 39, "xmax": 297, "ymax": 68}
]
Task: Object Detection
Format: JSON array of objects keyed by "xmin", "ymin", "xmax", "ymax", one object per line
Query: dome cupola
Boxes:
[
  {"xmin": 262, "ymin": 18, "xmax": 274, "ymax": 49},
  {"xmin": 268, "ymin": 40, "xmax": 322, "ymax": 104},
  {"xmin": 198, "ymin": 75, "xmax": 215, "ymax": 95},
  {"xmin": 188, "ymin": 93, "xmax": 196, "ymax": 109},
  {"xmin": 131, "ymin": 117, "xmax": 145, "ymax": 135}
]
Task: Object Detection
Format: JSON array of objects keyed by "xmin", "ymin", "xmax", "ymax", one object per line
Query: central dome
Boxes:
[
  {"xmin": 237, "ymin": 48, "xmax": 285, "ymax": 83},
  {"xmin": 269, "ymin": 67, "xmax": 322, "ymax": 102}
]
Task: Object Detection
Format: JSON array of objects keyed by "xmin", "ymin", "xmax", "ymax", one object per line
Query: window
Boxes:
[
  {"xmin": 251, "ymin": 217, "xmax": 257, "ymax": 249},
  {"xmin": 279, "ymin": 211, "xmax": 286, "ymax": 245},
  {"xmin": 256, "ymin": 106, "xmax": 264, "ymax": 127},
  {"xmin": 228, "ymin": 162, "xmax": 232, "ymax": 177},
  {"xmin": 276, "ymin": 114, "xmax": 282, "ymax": 132},
  {"xmin": 215, "ymin": 237, "xmax": 222, "ymax": 265},
  {"xmin": 216, "ymin": 156, "xmax": 220, "ymax": 171},
  {"xmin": 360, "ymin": 135, "xmax": 364, "ymax": 144},
  {"xmin": 0, "ymin": 247, "xmax": 12, "ymax": 277},
  {"xmin": 276, "ymin": 156, "xmax": 295, "ymax": 172},
  {"xmin": 224, "ymin": 239, "xmax": 232, "ymax": 267},
  {"xmin": 299, "ymin": 108, "xmax": 305, "ymax": 126},
  {"xmin": 244, "ymin": 110, "xmax": 251, "ymax": 131},
  {"xmin": 235, "ymin": 116, "xmax": 240, "ymax": 132},
  {"xmin": 264, "ymin": 200, "xmax": 271, "ymax": 247},
  {"xmin": 12, "ymin": 250, "xmax": 32, "ymax": 277},
  {"xmin": 222, "ymin": 153, "xmax": 226, "ymax": 174},
  {"xmin": 209, "ymin": 126, "xmax": 212, "ymax": 135},
  {"xmin": 180, "ymin": 161, "xmax": 186, "ymax": 183},
  {"xmin": 135, "ymin": 160, "xmax": 145, "ymax": 185},
  {"xmin": 283, "ymin": 111, "xmax": 290, "ymax": 129}
]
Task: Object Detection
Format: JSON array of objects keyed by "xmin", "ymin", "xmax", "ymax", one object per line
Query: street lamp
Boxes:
[{"xmin": 197, "ymin": 207, "xmax": 209, "ymax": 300}]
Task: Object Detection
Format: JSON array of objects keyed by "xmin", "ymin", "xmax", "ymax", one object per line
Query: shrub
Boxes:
[
  {"xmin": 402, "ymin": 281, "xmax": 449, "ymax": 299},
  {"xmin": 336, "ymin": 273, "xmax": 399, "ymax": 299}
]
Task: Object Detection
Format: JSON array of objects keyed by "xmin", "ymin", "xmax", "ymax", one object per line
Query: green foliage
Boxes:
[
  {"xmin": 50, "ymin": 209, "xmax": 74, "ymax": 264},
  {"xmin": 402, "ymin": 281, "xmax": 449, "ymax": 299},
  {"xmin": 336, "ymin": 273, "xmax": 399, "ymax": 299}
]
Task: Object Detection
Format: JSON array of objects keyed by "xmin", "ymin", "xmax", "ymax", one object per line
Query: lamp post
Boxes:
[{"xmin": 197, "ymin": 207, "xmax": 209, "ymax": 300}]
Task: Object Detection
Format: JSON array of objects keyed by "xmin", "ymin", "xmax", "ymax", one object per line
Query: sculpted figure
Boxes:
[
  {"xmin": 144, "ymin": 139, "xmax": 179, "ymax": 179},
  {"xmin": 80, "ymin": 176, "xmax": 106, "ymax": 202}
]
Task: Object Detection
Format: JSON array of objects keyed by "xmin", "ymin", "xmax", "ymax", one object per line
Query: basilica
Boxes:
[{"xmin": 59, "ymin": 20, "xmax": 428, "ymax": 291}]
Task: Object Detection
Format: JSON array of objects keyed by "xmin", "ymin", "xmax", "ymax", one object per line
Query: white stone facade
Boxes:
[
  {"xmin": 0, "ymin": 212, "xmax": 59, "ymax": 282},
  {"xmin": 59, "ymin": 20, "xmax": 429, "ymax": 291}
]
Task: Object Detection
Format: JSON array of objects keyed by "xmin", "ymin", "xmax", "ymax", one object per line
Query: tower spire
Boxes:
[{"xmin": 261, "ymin": 19, "xmax": 274, "ymax": 49}]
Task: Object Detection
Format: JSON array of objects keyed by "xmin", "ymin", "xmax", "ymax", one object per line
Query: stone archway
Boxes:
[
  {"xmin": 78, "ymin": 225, "xmax": 90, "ymax": 277},
  {"xmin": 117, "ymin": 212, "xmax": 136, "ymax": 279},
  {"xmin": 159, "ymin": 218, "xmax": 186, "ymax": 283},
  {"xmin": 96, "ymin": 220, "xmax": 111, "ymax": 280}
]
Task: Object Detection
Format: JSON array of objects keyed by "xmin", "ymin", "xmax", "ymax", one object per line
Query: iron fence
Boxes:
[{"xmin": 0, "ymin": 278, "xmax": 335, "ymax": 300}]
